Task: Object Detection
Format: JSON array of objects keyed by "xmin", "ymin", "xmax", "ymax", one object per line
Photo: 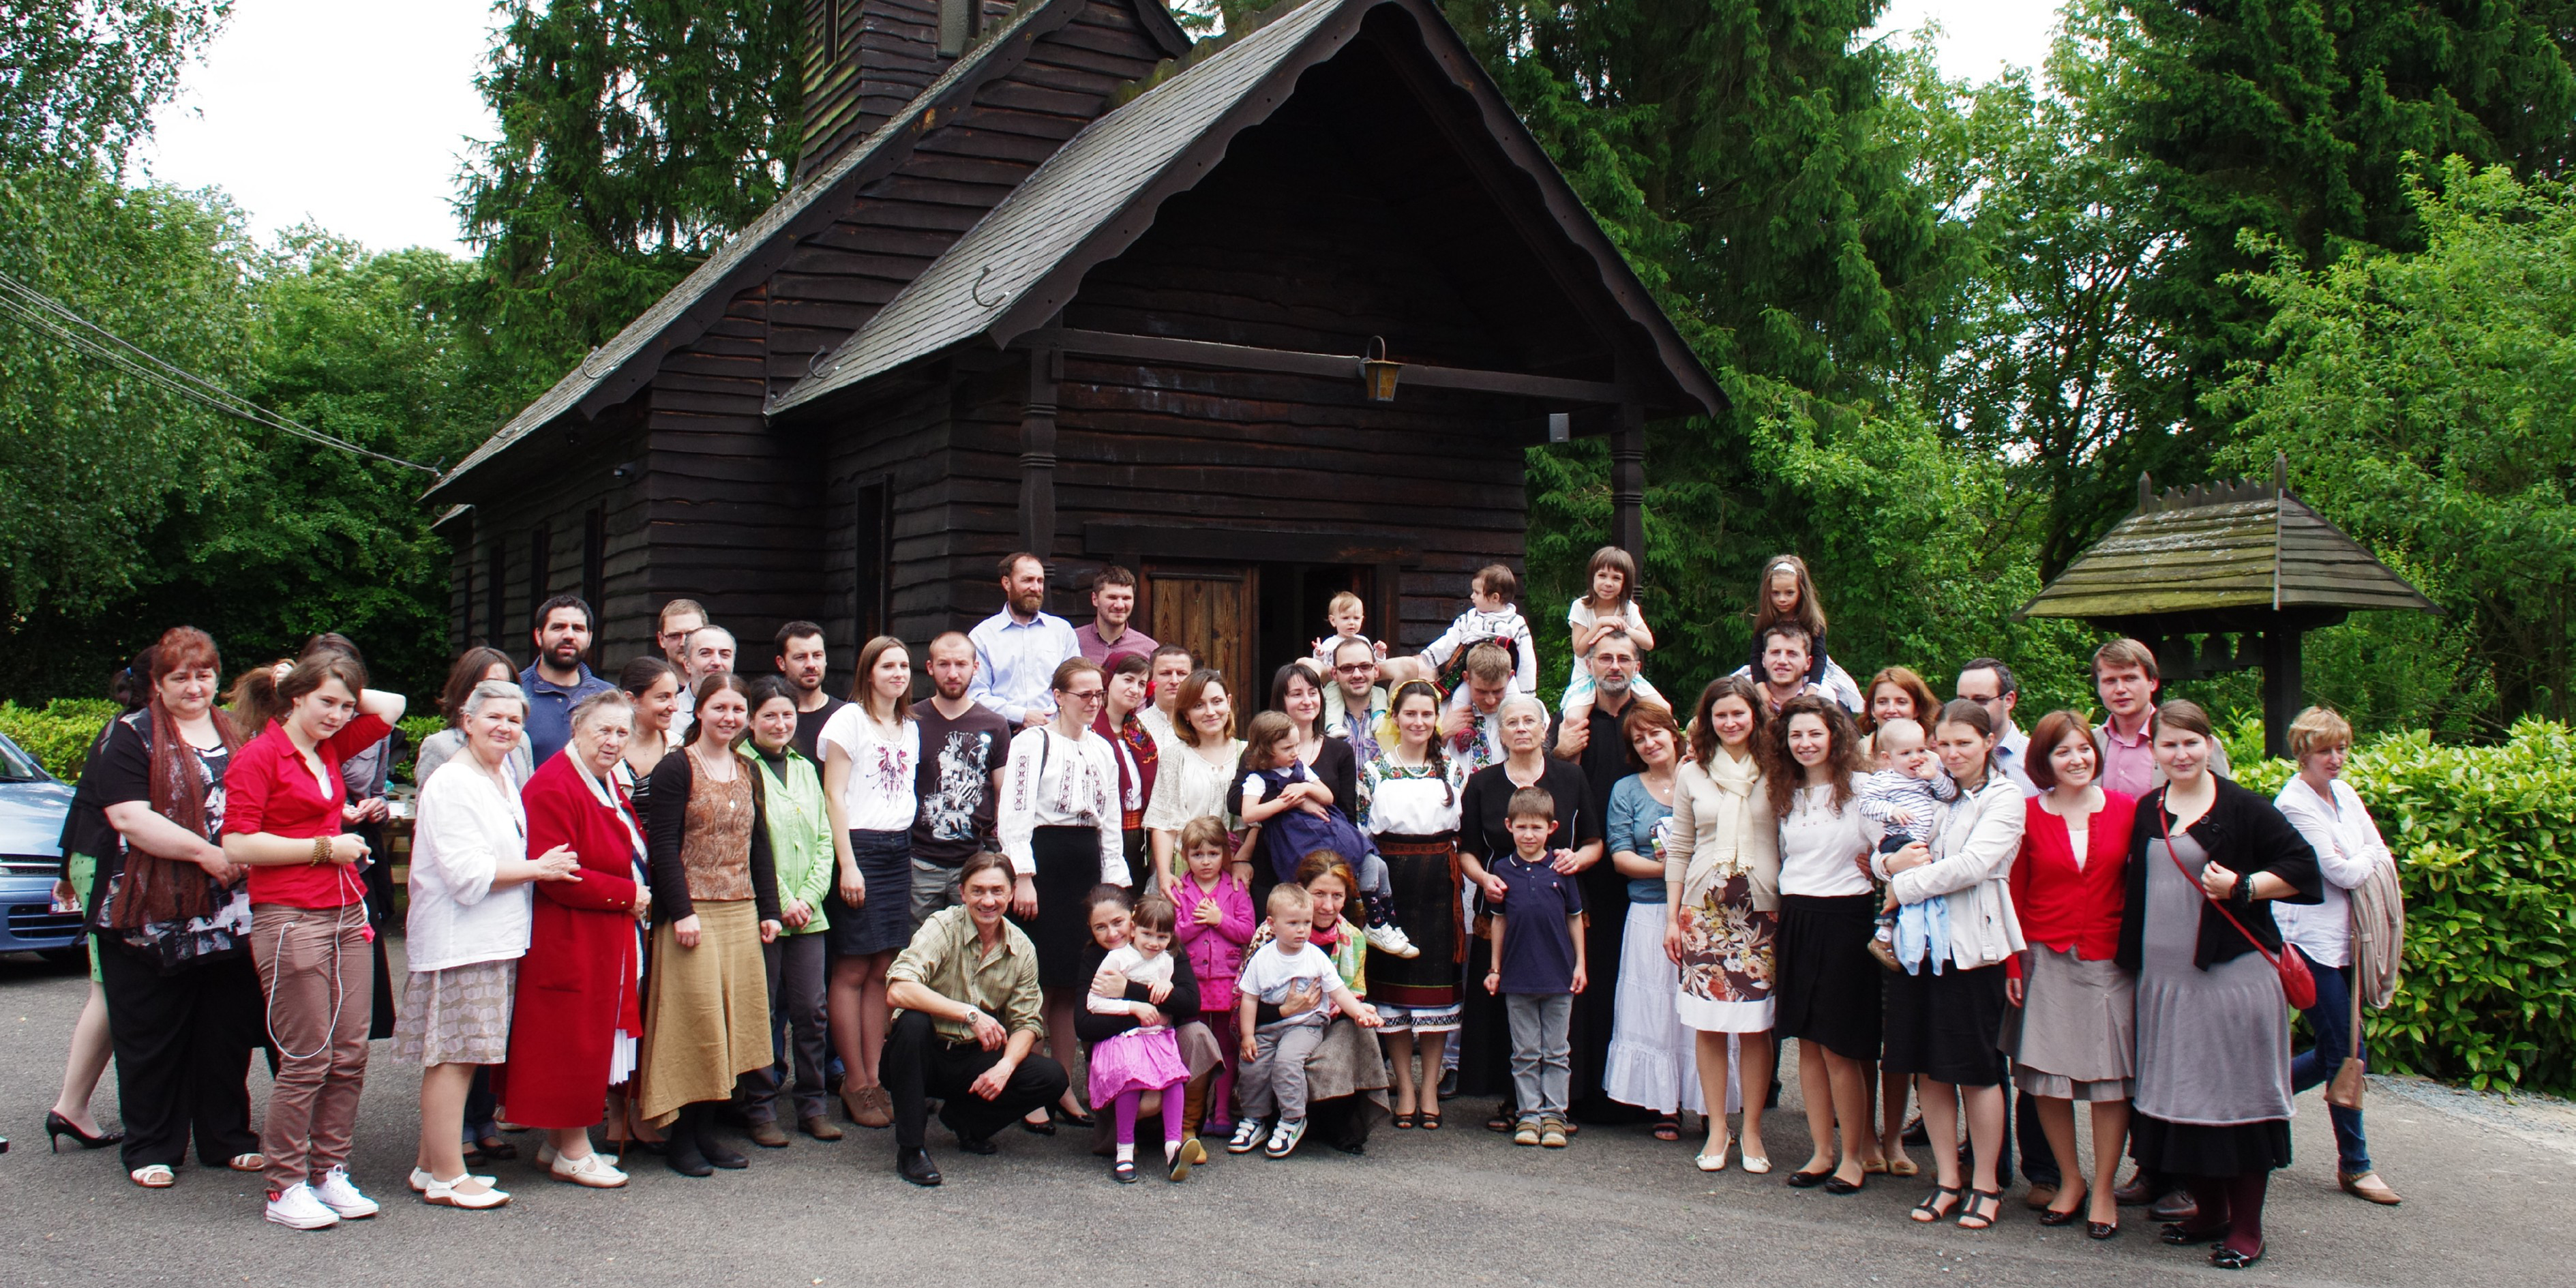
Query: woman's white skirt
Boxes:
[{"xmin": 1603, "ymin": 901, "xmax": 1719, "ymax": 1114}]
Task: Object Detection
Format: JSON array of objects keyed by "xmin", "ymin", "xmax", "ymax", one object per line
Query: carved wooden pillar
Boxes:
[
  {"xmin": 1019, "ymin": 347, "xmax": 1062, "ymax": 566},
  {"xmin": 1612, "ymin": 402, "xmax": 1646, "ymax": 567}
]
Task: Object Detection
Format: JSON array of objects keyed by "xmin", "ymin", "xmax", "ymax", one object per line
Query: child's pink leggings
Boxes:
[{"xmin": 1114, "ymin": 1077, "xmax": 1188, "ymax": 1148}]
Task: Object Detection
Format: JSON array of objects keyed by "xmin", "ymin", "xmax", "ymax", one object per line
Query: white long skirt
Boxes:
[{"xmin": 1603, "ymin": 902, "xmax": 1728, "ymax": 1114}]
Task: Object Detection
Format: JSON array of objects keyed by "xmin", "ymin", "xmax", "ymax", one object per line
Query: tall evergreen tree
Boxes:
[{"xmin": 456, "ymin": 0, "xmax": 803, "ymax": 400}]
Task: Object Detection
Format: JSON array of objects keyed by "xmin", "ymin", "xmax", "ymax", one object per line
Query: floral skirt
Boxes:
[
  {"xmin": 393, "ymin": 959, "xmax": 517, "ymax": 1066},
  {"xmin": 1674, "ymin": 875, "xmax": 1776, "ymax": 1034}
]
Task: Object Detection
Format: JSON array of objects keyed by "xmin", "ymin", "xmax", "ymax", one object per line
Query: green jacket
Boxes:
[{"xmin": 751, "ymin": 745, "xmax": 833, "ymax": 935}]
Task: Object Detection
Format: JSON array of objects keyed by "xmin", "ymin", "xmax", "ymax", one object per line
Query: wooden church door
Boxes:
[{"xmin": 1143, "ymin": 564, "xmax": 1257, "ymax": 698}]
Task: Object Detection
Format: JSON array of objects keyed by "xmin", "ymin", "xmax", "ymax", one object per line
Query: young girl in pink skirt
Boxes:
[{"xmin": 1087, "ymin": 893, "xmax": 1203, "ymax": 1183}]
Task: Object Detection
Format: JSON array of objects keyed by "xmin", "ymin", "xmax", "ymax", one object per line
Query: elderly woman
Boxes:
[
  {"xmin": 1664, "ymin": 674, "xmax": 1778, "ymax": 1173},
  {"xmin": 1769, "ymin": 694, "xmax": 1885, "ymax": 1192},
  {"xmin": 2123, "ymin": 700, "xmax": 2320, "ymax": 1269},
  {"xmin": 2007, "ymin": 710, "xmax": 2138, "ymax": 1236},
  {"xmin": 413, "ymin": 648, "xmax": 532, "ymax": 788},
  {"xmin": 641, "ymin": 674, "xmax": 783, "ymax": 1177},
  {"xmin": 1359, "ymin": 678, "xmax": 1471, "ymax": 1128},
  {"xmin": 1142, "ymin": 668, "xmax": 1244, "ymax": 890},
  {"xmin": 2272, "ymin": 706, "xmax": 2400, "ymax": 1206},
  {"xmin": 400, "ymin": 681, "xmax": 581, "ymax": 1208},
  {"xmin": 220, "ymin": 652, "xmax": 406, "ymax": 1230},
  {"xmin": 1601, "ymin": 701, "xmax": 1701, "ymax": 1141},
  {"xmin": 495, "ymin": 689, "xmax": 651, "ymax": 1186},
  {"xmin": 1877, "ymin": 698, "xmax": 2026, "ymax": 1231},
  {"xmin": 89, "ymin": 629, "xmax": 264, "ymax": 1190},
  {"xmin": 1458, "ymin": 693, "xmax": 1601, "ymax": 1122}
]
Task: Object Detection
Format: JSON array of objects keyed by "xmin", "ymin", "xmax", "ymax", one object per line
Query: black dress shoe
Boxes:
[
  {"xmin": 665, "ymin": 1133, "xmax": 713, "ymax": 1178},
  {"xmin": 896, "ymin": 1148, "xmax": 942, "ymax": 1187},
  {"xmin": 2149, "ymin": 1190, "xmax": 2200, "ymax": 1223},
  {"xmin": 1900, "ymin": 1115, "xmax": 1928, "ymax": 1146},
  {"xmin": 2112, "ymin": 1175, "xmax": 2157, "ymax": 1205},
  {"xmin": 700, "ymin": 1136, "xmax": 749, "ymax": 1169},
  {"xmin": 2086, "ymin": 1220, "xmax": 2120, "ymax": 1240},
  {"xmin": 1785, "ymin": 1168, "xmax": 1833, "ymax": 1188},
  {"xmin": 955, "ymin": 1133, "xmax": 998, "ymax": 1156},
  {"xmin": 2159, "ymin": 1221, "xmax": 2230, "ymax": 1246}
]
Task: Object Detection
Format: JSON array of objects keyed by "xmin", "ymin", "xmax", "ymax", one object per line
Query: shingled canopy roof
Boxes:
[{"xmin": 2018, "ymin": 462, "xmax": 2434, "ymax": 624}]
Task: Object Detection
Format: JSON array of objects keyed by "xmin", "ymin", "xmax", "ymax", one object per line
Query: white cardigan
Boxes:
[
  {"xmin": 1879, "ymin": 775, "xmax": 2027, "ymax": 967},
  {"xmin": 405, "ymin": 757, "xmax": 533, "ymax": 973}
]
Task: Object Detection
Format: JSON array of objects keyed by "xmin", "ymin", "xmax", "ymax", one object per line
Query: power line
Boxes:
[{"xmin": 0, "ymin": 267, "xmax": 440, "ymax": 474}]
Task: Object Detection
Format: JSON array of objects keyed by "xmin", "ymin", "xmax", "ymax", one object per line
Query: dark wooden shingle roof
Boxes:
[{"xmin": 2019, "ymin": 465, "xmax": 2436, "ymax": 620}]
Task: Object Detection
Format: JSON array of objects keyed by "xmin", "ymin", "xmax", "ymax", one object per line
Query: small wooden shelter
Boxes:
[
  {"xmin": 2018, "ymin": 457, "xmax": 2436, "ymax": 758},
  {"xmin": 421, "ymin": 0, "xmax": 1720, "ymax": 693}
]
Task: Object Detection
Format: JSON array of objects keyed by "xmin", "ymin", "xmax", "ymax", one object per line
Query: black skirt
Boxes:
[
  {"xmin": 2130, "ymin": 1112, "xmax": 2292, "ymax": 1178},
  {"xmin": 1882, "ymin": 960, "xmax": 2009, "ymax": 1087},
  {"xmin": 1015, "ymin": 825, "xmax": 1104, "ymax": 989},
  {"xmin": 825, "ymin": 828, "xmax": 914, "ymax": 957},
  {"xmin": 1366, "ymin": 834, "xmax": 1463, "ymax": 1008},
  {"xmin": 1773, "ymin": 893, "xmax": 1882, "ymax": 1062}
]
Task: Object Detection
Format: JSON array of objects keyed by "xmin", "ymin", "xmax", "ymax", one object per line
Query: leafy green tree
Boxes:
[
  {"xmin": 457, "ymin": 0, "xmax": 804, "ymax": 402},
  {"xmin": 1, "ymin": 0, "xmax": 229, "ymax": 168},
  {"xmin": 2219, "ymin": 159, "xmax": 2576, "ymax": 728}
]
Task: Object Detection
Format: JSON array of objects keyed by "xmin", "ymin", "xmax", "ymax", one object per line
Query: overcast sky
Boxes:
[{"xmin": 137, "ymin": 0, "xmax": 2061, "ymax": 258}]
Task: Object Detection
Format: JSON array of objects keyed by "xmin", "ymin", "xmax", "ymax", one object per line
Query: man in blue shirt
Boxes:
[
  {"xmin": 968, "ymin": 552, "xmax": 1079, "ymax": 730},
  {"xmin": 519, "ymin": 594, "xmax": 616, "ymax": 768}
]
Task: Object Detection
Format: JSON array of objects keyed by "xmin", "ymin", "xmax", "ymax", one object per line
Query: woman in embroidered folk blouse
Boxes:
[
  {"xmin": 1141, "ymin": 669, "xmax": 1245, "ymax": 890},
  {"xmin": 997, "ymin": 656, "xmax": 1129, "ymax": 1127},
  {"xmin": 1358, "ymin": 678, "xmax": 1469, "ymax": 1126},
  {"xmin": 640, "ymin": 674, "xmax": 782, "ymax": 1178}
]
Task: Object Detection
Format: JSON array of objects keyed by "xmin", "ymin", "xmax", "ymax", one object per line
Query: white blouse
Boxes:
[
  {"xmin": 1777, "ymin": 783, "xmax": 1879, "ymax": 899},
  {"xmin": 405, "ymin": 759, "xmax": 533, "ymax": 973},
  {"xmin": 1360, "ymin": 750, "xmax": 1466, "ymax": 836},
  {"xmin": 998, "ymin": 726, "xmax": 1128, "ymax": 886},
  {"xmin": 1143, "ymin": 738, "xmax": 1246, "ymax": 833},
  {"xmin": 2273, "ymin": 775, "xmax": 2391, "ymax": 968},
  {"xmin": 818, "ymin": 705, "xmax": 921, "ymax": 833}
]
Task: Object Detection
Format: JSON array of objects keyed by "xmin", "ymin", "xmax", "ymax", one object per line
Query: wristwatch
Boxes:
[{"xmin": 959, "ymin": 1005, "xmax": 987, "ymax": 1030}]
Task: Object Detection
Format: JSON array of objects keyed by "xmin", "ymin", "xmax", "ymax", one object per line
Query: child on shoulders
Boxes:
[
  {"xmin": 1745, "ymin": 554, "xmax": 1863, "ymax": 709},
  {"xmin": 1561, "ymin": 545, "xmax": 1667, "ymax": 720},
  {"xmin": 1419, "ymin": 565, "xmax": 1540, "ymax": 698}
]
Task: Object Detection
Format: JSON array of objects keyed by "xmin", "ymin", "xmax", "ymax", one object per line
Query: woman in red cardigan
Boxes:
[
  {"xmin": 495, "ymin": 689, "xmax": 650, "ymax": 1188},
  {"xmin": 2006, "ymin": 709, "xmax": 2137, "ymax": 1238}
]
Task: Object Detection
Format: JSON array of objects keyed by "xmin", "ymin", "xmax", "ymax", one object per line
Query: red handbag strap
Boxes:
[{"xmin": 2157, "ymin": 802, "xmax": 2282, "ymax": 972}]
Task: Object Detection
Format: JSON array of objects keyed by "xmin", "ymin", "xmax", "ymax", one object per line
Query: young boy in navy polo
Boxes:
[{"xmin": 1482, "ymin": 786, "xmax": 1587, "ymax": 1148}]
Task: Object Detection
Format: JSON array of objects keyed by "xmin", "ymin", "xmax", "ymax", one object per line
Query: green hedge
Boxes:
[
  {"xmin": 2235, "ymin": 720, "xmax": 2576, "ymax": 1094},
  {"xmin": 0, "ymin": 699, "xmax": 120, "ymax": 781}
]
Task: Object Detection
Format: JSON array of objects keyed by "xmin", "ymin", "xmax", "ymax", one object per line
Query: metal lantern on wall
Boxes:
[{"xmin": 1360, "ymin": 335, "xmax": 1401, "ymax": 402}]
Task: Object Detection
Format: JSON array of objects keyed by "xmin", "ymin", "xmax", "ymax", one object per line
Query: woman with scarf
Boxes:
[
  {"xmin": 87, "ymin": 628, "xmax": 265, "ymax": 1189},
  {"xmin": 1664, "ymin": 674, "xmax": 1780, "ymax": 1174}
]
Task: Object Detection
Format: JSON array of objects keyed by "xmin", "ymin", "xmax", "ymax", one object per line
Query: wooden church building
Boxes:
[{"xmin": 425, "ymin": 0, "xmax": 1720, "ymax": 689}]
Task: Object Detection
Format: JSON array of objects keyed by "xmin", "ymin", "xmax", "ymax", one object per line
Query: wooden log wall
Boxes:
[{"xmin": 447, "ymin": 411, "xmax": 653, "ymax": 665}]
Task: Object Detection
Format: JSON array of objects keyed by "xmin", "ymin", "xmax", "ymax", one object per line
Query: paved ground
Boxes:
[{"xmin": 2, "ymin": 947, "xmax": 2567, "ymax": 1287}]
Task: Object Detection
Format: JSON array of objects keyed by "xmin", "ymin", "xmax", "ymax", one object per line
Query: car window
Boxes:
[{"xmin": 0, "ymin": 732, "xmax": 45, "ymax": 782}]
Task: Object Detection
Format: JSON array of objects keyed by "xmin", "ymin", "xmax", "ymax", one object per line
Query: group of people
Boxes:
[{"xmin": 38, "ymin": 550, "xmax": 2402, "ymax": 1269}]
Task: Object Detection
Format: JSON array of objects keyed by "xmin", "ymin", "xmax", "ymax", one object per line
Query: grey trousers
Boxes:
[
  {"xmin": 1238, "ymin": 1020, "xmax": 1328, "ymax": 1123},
  {"xmin": 1505, "ymin": 992, "xmax": 1573, "ymax": 1121},
  {"xmin": 910, "ymin": 858, "xmax": 965, "ymax": 931},
  {"xmin": 745, "ymin": 932, "xmax": 830, "ymax": 1122}
]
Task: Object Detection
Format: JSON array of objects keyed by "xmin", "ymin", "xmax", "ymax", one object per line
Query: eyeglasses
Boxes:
[
  {"xmin": 1334, "ymin": 663, "xmax": 1375, "ymax": 675},
  {"xmin": 1062, "ymin": 687, "xmax": 1107, "ymax": 704}
]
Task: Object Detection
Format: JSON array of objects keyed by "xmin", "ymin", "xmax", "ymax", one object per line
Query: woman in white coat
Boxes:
[
  {"xmin": 400, "ymin": 682, "xmax": 581, "ymax": 1207},
  {"xmin": 1877, "ymin": 699, "xmax": 2027, "ymax": 1231}
]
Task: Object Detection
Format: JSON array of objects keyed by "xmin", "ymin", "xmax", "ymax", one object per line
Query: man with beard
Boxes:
[
  {"xmin": 1073, "ymin": 565, "xmax": 1158, "ymax": 664},
  {"xmin": 1323, "ymin": 635, "xmax": 1389, "ymax": 764},
  {"xmin": 519, "ymin": 594, "xmax": 616, "ymax": 767},
  {"xmin": 910, "ymin": 632, "xmax": 1011, "ymax": 926},
  {"xmin": 775, "ymin": 620, "xmax": 845, "ymax": 762},
  {"xmin": 968, "ymin": 552, "xmax": 1079, "ymax": 730},
  {"xmin": 1548, "ymin": 628, "xmax": 1657, "ymax": 1122}
]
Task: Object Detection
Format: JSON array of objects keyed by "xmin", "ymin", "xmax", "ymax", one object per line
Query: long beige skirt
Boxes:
[{"xmin": 637, "ymin": 899, "xmax": 773, "ymax": 1126}]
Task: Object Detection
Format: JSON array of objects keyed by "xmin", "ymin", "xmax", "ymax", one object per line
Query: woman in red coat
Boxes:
[{"xmin": 495, "ymin": 690, "xmax": 650, "ymax": 1188}]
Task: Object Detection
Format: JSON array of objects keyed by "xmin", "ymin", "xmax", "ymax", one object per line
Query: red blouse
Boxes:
[
  {"xmin": 2008, "ymin": 789, "xmax": 2136, "ymax": 965},
  {"xmin": 223, "ymin": 713, "xmax": 392, "ymax": 909}
]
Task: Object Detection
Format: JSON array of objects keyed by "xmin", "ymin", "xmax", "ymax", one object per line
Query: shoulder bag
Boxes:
[{"xmin": 2157, "ymin": 807, "xmax": 2316, "ymax": 1010}]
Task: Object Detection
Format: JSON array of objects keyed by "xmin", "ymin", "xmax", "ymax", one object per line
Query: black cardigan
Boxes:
[
  {"xmin": 645, "ymin": 747, "xmax": 781, "ymax": 925},
  {"xmin": 1073, "ymin": 942, "xmax": 1205, "ymax": 1044},
  {"xmin": 2116, "ymin": 777, "xmax": 2320, "ymax": 972}
]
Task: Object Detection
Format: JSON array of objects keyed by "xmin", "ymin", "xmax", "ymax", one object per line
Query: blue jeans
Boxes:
[{"xmin": 2288, "ymin": 952, "xmax": 2370, "ymax": 1173}]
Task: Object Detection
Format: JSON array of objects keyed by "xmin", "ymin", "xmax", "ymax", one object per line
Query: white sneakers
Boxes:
[
  {"xmin": 264, "ymin": 1183, "xmax": 341, "ymax": 1231},
  {"xmin": 1226, "ymin": 1117, "xmax": 1270, "ymax": 1154},
  {"xmin": 1263, "ymin": 1118, "xmax": 1308, "ymax": 1158},
  {"xmin": 312, "ymin": 1167, "xmax": 380, "ymax": 1219},
  {"xmin": 1363, "ymin": 923, "xmax": 1421, "ymax": 958}
]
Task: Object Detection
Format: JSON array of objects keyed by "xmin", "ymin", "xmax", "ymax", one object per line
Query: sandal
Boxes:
[
  {"xmin": 130, "ymin": 1164, "xmax": 176, "ymax": 1188},
  {"xmin": 1958, "ymin": 1188, "xmax": 2003, "ymax": 1230},
  {"xmin": 1911, "ymin": 1184, "xmax": 1963, "ymax": 1223},
  {"xmin": 1418, "ymin": 1108, "xmax": 1441, "ymax": 1131},
  {"xmin": 1651, "ymin": 1115, "xmax": 1681, "ymax": 1142},
  {"xmin": 1392, "ymin": 1111, "xmax": 1418, "ymax": 1129},
  {"xmin": 226, "ymin": 1153, "xmax": 265, "ymax": 1172}
]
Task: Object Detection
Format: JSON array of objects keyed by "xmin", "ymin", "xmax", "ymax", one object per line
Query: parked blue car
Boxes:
[{"xmin": 0, "ymin": 730, "xmax": 85, "ymax": 961}]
